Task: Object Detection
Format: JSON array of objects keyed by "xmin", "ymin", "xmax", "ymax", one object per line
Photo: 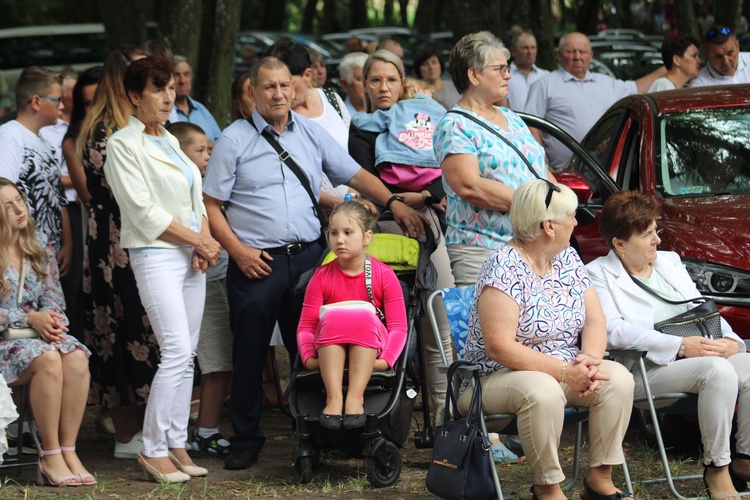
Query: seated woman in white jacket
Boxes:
[{"xmin": 586, "ymin": 191, "xmax": 750, "ymax": 500}]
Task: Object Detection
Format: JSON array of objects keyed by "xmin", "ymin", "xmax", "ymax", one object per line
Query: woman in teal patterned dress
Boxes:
[
  {"xmin": 434, "ymin": 31, "xmax": 552, "ymax": 287},
  {"xmin": 77, "ymin": 48, "xmax": 159, "ymax": 458}
]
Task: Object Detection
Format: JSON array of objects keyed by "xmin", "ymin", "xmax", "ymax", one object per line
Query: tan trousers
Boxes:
[
  {"xmin": 446, "ymin": 244, "xmax": 497, "ymax": 287},
  {"xmin": 458, "ymin": 360, "xmax": 634, "ymax": 485}
]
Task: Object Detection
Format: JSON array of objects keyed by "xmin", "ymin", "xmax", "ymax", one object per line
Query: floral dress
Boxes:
[
  {"xmin": 0, "ymin": 233, "xmax": 89, "ymax": 384},
  {"xmin": 81, "ymin": 121, "xmax": 160, "ymax": 408}
]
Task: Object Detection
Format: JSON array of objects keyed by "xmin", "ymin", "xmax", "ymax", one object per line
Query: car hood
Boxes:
[{"xmin": 663, "ymin": 194, "xmax": 750, "ymax": 271}]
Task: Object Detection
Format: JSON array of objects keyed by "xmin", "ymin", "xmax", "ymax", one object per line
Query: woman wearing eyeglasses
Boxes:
[
  {"xmin": 434, "ymin": 31, "xmax": 553, "ymax": 287},
  {"xmin": 348, "ymin": 49, "xmax": 455, "ymax": 432},
  {"xmin": 464, "ymin": 179, "xmax": 634, "ymax": 500}
]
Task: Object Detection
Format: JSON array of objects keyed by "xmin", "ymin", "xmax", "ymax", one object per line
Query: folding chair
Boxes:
[
  {"xmin": 427, "ymin": 286, "xmax": 633, "ymax": 499},
  {"xmin": 611, "ymin": 347, "xmax": 750, "ymax": 499},
  {"xmin": 0, "ymin": 384, "xmax": 40, "ymax": 474}
]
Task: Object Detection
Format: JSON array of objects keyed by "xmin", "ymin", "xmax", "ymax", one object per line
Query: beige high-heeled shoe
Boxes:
[
  {"xmin": 168, "ymin": 451, "xmax": 208, "ymax": 477},
  {"xmin": 137, "ymin": 453, "xmax": 190, "ymax": 483}
]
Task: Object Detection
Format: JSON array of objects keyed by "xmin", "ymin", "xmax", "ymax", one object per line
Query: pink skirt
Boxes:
[{"xmin": 313, "ymin": 308, "xmax": 388, "ymax": 356}]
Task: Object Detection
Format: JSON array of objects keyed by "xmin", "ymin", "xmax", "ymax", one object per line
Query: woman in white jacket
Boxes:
[
  {"xmin": 104, "ymin": 56, "xmax": 221, "ymax": 484},
  {"xmin": 587, "ymin": 191, "xmax": 750, "ymax": 500}
]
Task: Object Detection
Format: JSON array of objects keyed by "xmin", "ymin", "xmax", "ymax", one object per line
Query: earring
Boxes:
[{"xmin": 551, "ymin": 236, "xmax": 555, "ymax": 241}]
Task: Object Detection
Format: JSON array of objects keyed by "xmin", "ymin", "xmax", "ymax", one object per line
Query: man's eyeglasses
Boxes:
[
  {"xmin": 544, "ymin": 180, "xmax": 561, "ymax": 209},
  {"xmin": 706, "ymin": 27, "xmax": 732, "ymax": 41}
]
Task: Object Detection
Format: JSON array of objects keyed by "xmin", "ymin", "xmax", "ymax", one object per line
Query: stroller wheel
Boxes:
[
  {"xmin": 365, "ymin": 441, "xmax": 402, "ymax": 488},
  {"xmin": 295, "ymin": 456, "xmax": 313, "ymax": 484}
]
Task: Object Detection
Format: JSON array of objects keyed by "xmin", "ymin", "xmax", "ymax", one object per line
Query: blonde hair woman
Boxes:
[{"xmin": 0, "ymin": 179, "xmax": 93, "ymax": 486}]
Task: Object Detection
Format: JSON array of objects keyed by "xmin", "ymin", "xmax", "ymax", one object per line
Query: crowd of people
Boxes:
[{"xmin": 0, "ymin": 20, "xmax": 746, "ymax": 499}]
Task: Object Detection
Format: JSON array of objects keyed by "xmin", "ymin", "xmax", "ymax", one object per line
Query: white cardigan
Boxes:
[
  {"xmin": 104, "ymin": 115, "xmax": 208, "ymax": 249},
  {"xmin": 586, "ymin": 250, "xmax": 744, "ymax": 368}
]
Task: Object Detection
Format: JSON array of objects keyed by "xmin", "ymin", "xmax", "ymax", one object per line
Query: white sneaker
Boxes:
[{"xmin": 114, "ymin": 431, "xmax": 143, "ymax": 459}]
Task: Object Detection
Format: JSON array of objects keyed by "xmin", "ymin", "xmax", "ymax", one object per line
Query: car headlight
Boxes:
[{"xmin": 682, "ymin": 259, "xmax": 750, "ymax": 296}]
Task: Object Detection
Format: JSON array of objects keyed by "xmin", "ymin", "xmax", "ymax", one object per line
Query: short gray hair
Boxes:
[
  {"xmin": 557, "ymin": 32, "xmax": 591, "ymax": 51},
  {"xmin": 448, "ymin": 31, "xmax": 510, "ymax": 94},
  {"xmin": 339, "ymin": 52, "xmax": 368, "ymax": 83},
  {"xmin": 249, "ymin": 56, "xmax": 289, "ymax": 86},
  {"xmin": 510, "ymin": 179, "xmax": 578, "ymax": 240},
  {"xmin": 173, "ymin": 55, "xmax": 189, "ymax": 66}
]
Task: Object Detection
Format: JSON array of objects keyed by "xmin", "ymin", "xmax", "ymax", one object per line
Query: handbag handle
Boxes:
[
  {"xmin": 628, "ymin": 273, "xmax": 705, "ymax": 306},
  {"xmin": 443, "ymin": 361, "xmax": 484, "ymax": 430}
]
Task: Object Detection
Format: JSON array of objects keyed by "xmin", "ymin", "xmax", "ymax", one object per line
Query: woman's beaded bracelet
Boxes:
[{"xmin": 559, "ymin": 361, "xmax": 568, "ymax": 383}]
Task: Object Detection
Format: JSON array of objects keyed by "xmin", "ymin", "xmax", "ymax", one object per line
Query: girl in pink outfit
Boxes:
[{"xmin": 297, "ymin": 202, "xmax": 407, "ymax": 430}]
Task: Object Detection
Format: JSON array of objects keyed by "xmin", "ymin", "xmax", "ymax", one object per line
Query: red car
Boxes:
[{"xmin": 521, "ymin": 85, "xmax": 750, "ymax": 338}]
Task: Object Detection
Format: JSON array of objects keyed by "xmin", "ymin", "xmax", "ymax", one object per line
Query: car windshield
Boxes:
[{"xmin": 657, "ymin": 107, "xmax": 750, "ymax": 197}]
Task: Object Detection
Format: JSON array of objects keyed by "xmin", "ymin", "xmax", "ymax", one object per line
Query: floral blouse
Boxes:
[
  {"xmin": 465, "ymin": 245, "xmax": 591, "ymax": 379},
  {"xmin": 0, "ymin": 233, "xmax": 67, "ymax": 330}
]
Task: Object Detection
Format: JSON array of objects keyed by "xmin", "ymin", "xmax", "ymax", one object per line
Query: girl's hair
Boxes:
[
  {"xmin": 64, "ymin": 65, "xmax": 102, "ymax": 142},
  {"xmin": 76, "ymin": 48, "xmax": 136, "ymax": 161},
  {"xmin": 0, "ymin": 179, "xmax": 49, "ymax": 295},
  {"xmin": 402, "ymin": 77, "xmax": 433, "ymax": 99},
  {"xmin": 230, "ymin": 70, "xmax": 253, "ymax": 122},
  {"xmin": 328, "ymin": 201, "xmax": 378, "ymax": 238}
]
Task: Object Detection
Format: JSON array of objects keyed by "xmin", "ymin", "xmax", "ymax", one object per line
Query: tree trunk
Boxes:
[
  {"xmin": 398, "ymin": 0, "xmax": 409, "ymax": 26},
  {"xmin": 672, "ymin": 0, "xmax": 698, "ymax": 37},
  {"xmin": 350, "ymin": 0, "xmax": 369, "ymax": 28},
  {"xmin": 715, "ymin": 0, "xmax": 740, "ymax": 32},
  {"xmin": 261, "ymin": 0, "xmax": 286, "ymax": 30},
  {"xmin": 193, "ymin": 0, "xmax": 242, "ymax": 129},
  {"xmin": 384, "ymin": 0, "xmax": 394, "ymax": 25},
  {"xmin": 576, "ymin": 0, "xmax": 602, "ymax": 34},
  {"xmin": 98, "ymin": 0, "xmax": 150, "ymax": 48},
  {"xmin": 413, "ymin": 0, "xmax": 433, "ymax": 32},
  {"xmin": 531, "ymin": 0, "xmax": 555, "ymax": 71},
  {"xmin": 160, "ymin": 0, "xmax": 203, "ymax": 65},
  {"xmin": 301, "ymin": 0, "xmax": 319, "ymax": 33},
  {"xmin": 445, "ymin": 0, "xmax": 502, "ymax": 40},
  {"xmin": 320, "ymin": 0, "xmax": 341, "ymax": 33}
]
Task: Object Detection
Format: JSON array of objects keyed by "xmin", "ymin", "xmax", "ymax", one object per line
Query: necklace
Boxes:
[
  {"xmin": 515, "ymin": 238, "xmax": 554, "ymax": 297},
  {"xmin": 459, "ymin": 100, "xmax": 498, "ymax": 122}
]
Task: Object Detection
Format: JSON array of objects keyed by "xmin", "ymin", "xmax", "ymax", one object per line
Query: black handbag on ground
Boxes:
[
  {"xmin": 426, "ymin": 361, "xmax": 496, "ymax": 500},
  {"xmin": 630, "ymin": 274, "xmax": 722, "ymax": 339}
]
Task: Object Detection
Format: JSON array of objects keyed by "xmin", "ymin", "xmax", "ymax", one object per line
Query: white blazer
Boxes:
[
  {"xmin": 104, "ymin": 115, "xmax": 208, "ymax": 249},
  {"xmin": 586, "ymin": 250, "xmax": 743, "ymax": 368}
]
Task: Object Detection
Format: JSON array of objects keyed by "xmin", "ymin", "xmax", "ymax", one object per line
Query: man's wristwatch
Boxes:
[{"xmin": 385, "ymin": 195, "xmax": 405, "ymax": 211}]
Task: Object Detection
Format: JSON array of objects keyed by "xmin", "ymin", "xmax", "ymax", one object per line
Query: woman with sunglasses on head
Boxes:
[{"xmin": 464, "ymin": 179, "xmax": 634, "ymax": 500}]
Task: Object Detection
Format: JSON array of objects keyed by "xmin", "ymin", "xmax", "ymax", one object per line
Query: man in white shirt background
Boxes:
[{"xmin": 507, "ymin": 30, "xmax": 549, "ymax": 111}]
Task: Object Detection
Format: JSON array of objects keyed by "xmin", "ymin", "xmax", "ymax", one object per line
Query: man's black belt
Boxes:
[{"xmin": 264, "ymin": 241, "xmax": 315, "ymax": 255}]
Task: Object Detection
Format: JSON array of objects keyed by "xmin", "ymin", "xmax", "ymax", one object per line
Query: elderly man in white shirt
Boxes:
[
  {"xmin": 524, "ymin": 32, "xmax": 665, "ymax": 171},
  {"xmin": 689, "ymin": 26, "xmax": 750, "ymax": 87},
  {"xmin": 507, "ymin": 31, "xmax": 549, "ymax": 111}
]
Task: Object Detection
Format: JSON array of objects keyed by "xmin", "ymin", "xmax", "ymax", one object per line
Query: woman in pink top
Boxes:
[{"xmin": 297, "ymin": 202, "xmax": 407, "ymax": 430}]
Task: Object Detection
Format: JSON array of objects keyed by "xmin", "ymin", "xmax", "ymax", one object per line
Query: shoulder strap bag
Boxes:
[
  {"xmin": 426, "ymin": 360, "xmax": 496, "ymax": 500},
  {"xmin": 321, "ymin": 87, "xmax": 343, "ymax": 119},
  {"xmin": 247, "ymin": 115, "xmax": 327, "ymax": 244},
  {"xmin": 629, "ymin": 273, "xmax": 722, "ymax": 339},
  {"xmin": 364, "ymin": 255, "xmax": 386, "ymax": 322},
  {"xmin": 3, "ymin": 260, "xmax": 40, "ymax": 340}
]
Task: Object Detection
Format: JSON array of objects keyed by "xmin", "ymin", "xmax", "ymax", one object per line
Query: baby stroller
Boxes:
[{"xmin": 288, "ymin": 225, "xmax": 437, "ymax": 487}]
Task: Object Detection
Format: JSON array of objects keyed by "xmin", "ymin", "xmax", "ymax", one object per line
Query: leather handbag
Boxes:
[
  {"xmin": 630, "ymin": 275, "xmax": 722, "ymax": 339},
  {"xmin": 426, "ymin": 360, "xmax": 496, "ymax": 500},
  {"xmin": 2, "ymin": 260, "xmax": 39, "ymax": 340}
]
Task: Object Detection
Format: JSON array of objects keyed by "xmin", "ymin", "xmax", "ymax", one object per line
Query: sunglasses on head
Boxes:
[
  {"xmin": 544, "ymin": 180, "xmax": 561, "ymax": 209},
  {"xmin": 706, "ymin": 27, "xmax": 732, "ymax": 40}
]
